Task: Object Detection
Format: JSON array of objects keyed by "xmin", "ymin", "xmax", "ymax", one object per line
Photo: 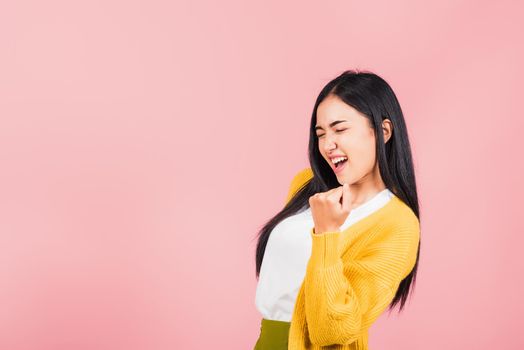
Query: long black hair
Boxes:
[{"xmin": 254, "ymin": 69, "xmax": 421, "ymax": 313}]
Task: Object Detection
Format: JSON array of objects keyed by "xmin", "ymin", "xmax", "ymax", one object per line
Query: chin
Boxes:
[{"xmin": 337, "ymin": 176, "xmax": 349, "ymax": 184}]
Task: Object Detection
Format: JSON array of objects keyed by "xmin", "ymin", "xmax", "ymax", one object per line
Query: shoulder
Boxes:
[
  {"xmin": 290, "ymin": 167, "xmax": 313, "ymax": 186},
  {"xmin": 379, "ymin": 195, "xmax": 420, "ymax": 241},
  {"xmin": 285, "ymin": 167, "xmax": 314, "ymax": 204}
]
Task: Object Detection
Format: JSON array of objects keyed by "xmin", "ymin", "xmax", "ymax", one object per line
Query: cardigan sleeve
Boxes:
[
  {"xmin": 304, "ymin": 220, "xmax": 420, "ymax": 346},
  {"xmin": 284, "ymin": 167, "xmax": 313, "ymax": 205}
]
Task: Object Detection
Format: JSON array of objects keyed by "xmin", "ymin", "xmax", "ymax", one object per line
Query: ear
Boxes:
[{"xmin": 382, "ymin": 119, "xmax": 393, "ymax": 143}]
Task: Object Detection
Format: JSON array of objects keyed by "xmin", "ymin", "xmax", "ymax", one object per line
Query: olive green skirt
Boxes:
[{"xmin": 254, "ymin": 318, "xmax": 291, "ymax": 350}]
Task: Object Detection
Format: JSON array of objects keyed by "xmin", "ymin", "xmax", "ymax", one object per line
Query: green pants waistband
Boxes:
[{"xmin": 254, "ymin": 318, "xmax": 291, "ymax": 350}]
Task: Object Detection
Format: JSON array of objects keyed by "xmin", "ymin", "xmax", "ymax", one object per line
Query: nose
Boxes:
[{"xmin": 323, "ymin": 133, "xmax": 338, "ymax": 153}]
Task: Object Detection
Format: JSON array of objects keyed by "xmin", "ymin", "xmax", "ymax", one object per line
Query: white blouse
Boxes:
[{"xmin": 255, "ymin": 188, "xmax": 395, "ymax": 322}]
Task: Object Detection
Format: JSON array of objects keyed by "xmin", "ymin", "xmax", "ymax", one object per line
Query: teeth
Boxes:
[{"xmin": 331, "ymin": 156, "xmax": 348, "ymax": 165}]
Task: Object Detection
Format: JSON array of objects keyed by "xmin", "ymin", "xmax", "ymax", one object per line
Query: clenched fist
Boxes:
[{"xmin": 309, "ymin": 183, "xmax": 352, "ymax": 235}]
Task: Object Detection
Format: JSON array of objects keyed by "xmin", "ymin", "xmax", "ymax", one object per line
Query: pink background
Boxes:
[{"xmin": 1, "ymin": 0, "xmax": 523, "ymax": 349}]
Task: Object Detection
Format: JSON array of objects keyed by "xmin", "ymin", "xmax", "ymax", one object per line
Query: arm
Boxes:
[{"xmin": 304, "ymin": 222, "xmax": 420, "ymax": 346}]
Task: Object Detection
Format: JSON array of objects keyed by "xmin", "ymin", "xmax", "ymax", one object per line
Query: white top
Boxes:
[{"xmin": 255, "ymin": 188, "xmax": 395, "ymax": 322}]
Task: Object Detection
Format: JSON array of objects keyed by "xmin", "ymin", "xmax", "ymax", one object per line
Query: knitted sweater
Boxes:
[
  {"xmin": 255, "ymin": 186, "xmax": 394, "ymax": 322},
  {"xmin": 284, "ymin": 168, "xmax": 420, "ymax": 350}
]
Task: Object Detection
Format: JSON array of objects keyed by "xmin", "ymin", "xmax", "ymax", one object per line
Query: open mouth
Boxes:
[
  {"xmin": 332, "ymin": 156, "xmax": 348, "ymax": 169},
  {"xmin": 335, "ymin": 159, "xmax": 347, "ymax": 169}
]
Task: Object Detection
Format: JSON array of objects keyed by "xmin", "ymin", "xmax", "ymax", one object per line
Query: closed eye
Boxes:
[{"xmin": 316, "ymin": 129, "xmax": 347, "ymax": 138}]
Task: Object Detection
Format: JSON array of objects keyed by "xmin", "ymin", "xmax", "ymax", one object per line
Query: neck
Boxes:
[{"xmin": 346, "ymin": 164, "xmax": 386, "ymax": 210}]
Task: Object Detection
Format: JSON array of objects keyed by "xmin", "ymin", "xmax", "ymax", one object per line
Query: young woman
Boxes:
[{"xmin": 253, "ymin": 70, "xmax": 421, "ymax": 350}]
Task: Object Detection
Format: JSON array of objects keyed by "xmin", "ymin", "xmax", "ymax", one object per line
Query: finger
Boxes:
[
  {"xmin": 319, "ymin": 187, "xmax": 338, "ymax": 199},
  {"xmin": 324, "ymin": 187, "xmax": 339, "ymax": 195},
  {"xmin": 326, "ymin": 186, "xmax": 344, "ymax": 203}
]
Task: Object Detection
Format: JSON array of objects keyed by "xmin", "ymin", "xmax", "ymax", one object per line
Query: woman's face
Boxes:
[{"xmin": 315, "ymin": 94, "xmax": 387, "ymax": 186}]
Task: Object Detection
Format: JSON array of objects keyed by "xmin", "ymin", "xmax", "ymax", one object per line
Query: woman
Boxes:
[{"xmin": 253, "ymin": 70, "xmax": 421, "ymax": 350}]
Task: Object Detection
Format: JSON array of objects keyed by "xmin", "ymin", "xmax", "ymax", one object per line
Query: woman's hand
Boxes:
[{"xmin": 309, "ymin": 183, "xmax": 352, "ymax": 234}]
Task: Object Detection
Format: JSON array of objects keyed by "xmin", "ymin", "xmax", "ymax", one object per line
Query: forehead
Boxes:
[{"xmin": 316, "ymin": 95, "xmax": 364, "ymax": 125}]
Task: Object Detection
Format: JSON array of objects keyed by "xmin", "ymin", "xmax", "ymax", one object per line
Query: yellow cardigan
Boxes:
[{"xmin": 284, "ymin": 168, "xmax": 420, "ymax": 350}]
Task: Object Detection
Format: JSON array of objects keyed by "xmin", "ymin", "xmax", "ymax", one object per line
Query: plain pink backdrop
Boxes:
[{"xmin": 1, "ymin": 0, "xmax": 523, "ymax": 349}]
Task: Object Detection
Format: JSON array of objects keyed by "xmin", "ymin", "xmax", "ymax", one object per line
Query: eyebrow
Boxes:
[{"xmin": 315, "ymin": 120, "xmax": 348, "ymax": 131}]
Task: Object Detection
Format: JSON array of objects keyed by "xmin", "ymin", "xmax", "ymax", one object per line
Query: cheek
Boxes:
[
  {"xmin": 347, "ymin": 138, "xmax": 376, "ymax": 168},
  {"xmin": 362, "ymin": 145, "xmax": 377, "ymax": 168}
]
